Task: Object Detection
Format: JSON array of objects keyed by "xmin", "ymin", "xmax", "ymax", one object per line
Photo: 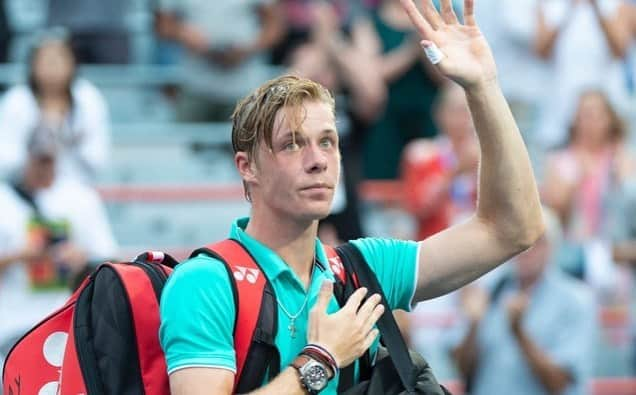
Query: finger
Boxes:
[
  {"xmin": 440, "ymin": 0, "xmax": 459, "ymax": 24},
  {"xmin": 362, "ymin": 328, "xmax": 380, "ymax": 351},
  {"xmin": 343, "ymin": 287, "xmax": 368, "ymax": 312},
  {"xmin": 355, "ymin": 293, "xmax": 382, "ymax": 321},
  {"xmin": 362, "ymin": 304, "xmax": 385, "ymax": 334},
  {"xmin": 464, "ymin": 0, "xmax": 476, "ymax": 26},
  {"xmin": 399, "ymin": 0, "xmax": 435, "ymax": 39},
  {"xmin": 421, "ymin": 0, "xmax": 444, "ymax": 30},
  {"xmin": 313, "ymin": 280, "xmax": 334, "ymax": 313}
]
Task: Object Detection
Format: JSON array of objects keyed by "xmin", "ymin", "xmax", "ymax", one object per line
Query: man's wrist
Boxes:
[
  {"xmin": 292, "ymin": 353, "xmax": 333, "ymax": 394},
  {"xmin": 464, "ymin": 76, "xmax": 500, "ymax": 97}
]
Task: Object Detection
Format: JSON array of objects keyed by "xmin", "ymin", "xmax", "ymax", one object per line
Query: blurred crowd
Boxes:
[{"xmin": 0, "ymin": 0, "xmax": 636, "ymax": 393}]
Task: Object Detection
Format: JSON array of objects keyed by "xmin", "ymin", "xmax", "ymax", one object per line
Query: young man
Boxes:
[{"xmin": 159, "ymin": 1, "xmax": 545, "ymax": 393}]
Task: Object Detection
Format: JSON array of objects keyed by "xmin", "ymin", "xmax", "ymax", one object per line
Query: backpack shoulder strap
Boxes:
[
  {"xmin": 191, "ymin": 239, "xmax": 279, "ymax": 393},
  {"xmin": 335, "ymin": 242, "xmax": 419, "ymax": 393},
  {"xmin": 322, "ymin": 245, "xmax": 347, "ymax": 285},
  {"xmin": 323, "ymin": 243, "xmax": 372, "ymax": 391}
]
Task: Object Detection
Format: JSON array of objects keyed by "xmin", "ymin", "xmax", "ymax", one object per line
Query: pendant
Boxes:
[{"xmin": 288, "ymin": 319, "xmax": 296, "ymax": 339}]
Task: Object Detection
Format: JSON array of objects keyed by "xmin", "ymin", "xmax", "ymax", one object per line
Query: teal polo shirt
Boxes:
[{"xmin": 159, "ymin": 218, "xmax": 419, "ymax": 392}]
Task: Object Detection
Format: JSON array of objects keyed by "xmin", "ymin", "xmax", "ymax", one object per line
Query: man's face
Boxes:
[{"xmin": 248, "ymin": 100, "xmax": 340, "ymax": 222}]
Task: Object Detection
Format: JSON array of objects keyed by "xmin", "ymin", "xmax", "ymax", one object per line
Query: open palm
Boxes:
[{"xmin": 399, "ymin": 0, "xmax": 497, "ymax": 88}]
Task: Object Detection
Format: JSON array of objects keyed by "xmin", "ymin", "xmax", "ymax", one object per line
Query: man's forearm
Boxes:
[
  {"xmin": 247, "ymin": 367, "xmax": 306, "ymax": 395},
  {"xmin": 514, "ymin": 328, "xmax": 571, "ymax": 394},
  {"xmin": 465, "ymin": 80, "xmax": 543, "ymax": 249}
]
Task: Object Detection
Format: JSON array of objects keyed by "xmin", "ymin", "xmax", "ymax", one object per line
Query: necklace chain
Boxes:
[
  {"xmin": 236, "ymin": 230, "xmax": 315, "ymax": 338},
  {"xmin": 275, "ymin": 257, "xmax": 314, "ymax": 319}
]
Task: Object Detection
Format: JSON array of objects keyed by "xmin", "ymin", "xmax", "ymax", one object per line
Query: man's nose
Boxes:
[{"xmin": 304, "ymin": 143, "xmax": 328, "ymax": 173}]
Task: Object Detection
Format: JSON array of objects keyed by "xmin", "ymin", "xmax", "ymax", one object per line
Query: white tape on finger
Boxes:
[{"xmin": 423, "ymin": 44, "xmax": 445, "ymax": 65}]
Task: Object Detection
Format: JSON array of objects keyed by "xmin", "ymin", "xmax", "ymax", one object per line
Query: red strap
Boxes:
[
  {"xmin": 112, "ymin": 263, "xmax": 170, "ymax": 395},
  {"xmin": 207, "ymin": 239, "xmax": 268, "ymax": 391},
  {"xmin": 323, "ymin": 245, "xmax": 347, "ymax": 284}
]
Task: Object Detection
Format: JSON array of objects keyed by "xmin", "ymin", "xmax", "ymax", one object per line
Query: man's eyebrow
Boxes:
[
  {"xmin": 276, "ymin": 131, "xmax": 305, "ymax": 142},
  {"xmin": 276, "ymin": 128, "xmax": 336, "ymax": 142}
]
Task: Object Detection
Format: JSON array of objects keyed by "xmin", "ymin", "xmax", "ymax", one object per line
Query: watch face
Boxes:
[{"xmin": 304, "ymin": 363, "xmax": 328, "ymax": 390}]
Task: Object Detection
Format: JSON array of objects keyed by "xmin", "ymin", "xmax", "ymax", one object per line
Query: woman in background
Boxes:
[
  {"xmin": 0, "ymin": 32, "xmax": 111, "ymax": 184},
  {"xmin": 543, "ymin": 90, "xmax": 634, "ymax": 304}
]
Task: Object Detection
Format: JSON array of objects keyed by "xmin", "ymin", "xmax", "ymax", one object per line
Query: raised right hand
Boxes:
[{"xmin": 307, "ymin": 281, "xmax": 385, "ymax": 367}]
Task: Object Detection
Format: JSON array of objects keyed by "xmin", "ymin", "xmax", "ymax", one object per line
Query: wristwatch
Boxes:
[{"xmin": 292, "ymin": 355, "xmax": 331, "ymax": 394}]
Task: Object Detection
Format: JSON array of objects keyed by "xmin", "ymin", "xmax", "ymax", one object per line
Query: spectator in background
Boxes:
[
  {"xmin": 534, "ymin": 0, "xmax": 632, "ymax": 150},
  {"xmin": 452, "ymin": 208, "xmax": 597, "ymax": 395},
  {"xmin": 0, "ymin": 34, "xmax": 111, "ymax": 184},
  {"xmin": 401, "ymin": 82, "xmax": 478, "ymax": 241},
  {"xmin": 155, "ymin": 0, "xmax": 285, "ymax": 122},
  {"xmin": 360, "ymin": 0, "xmax": 461, "ymax": 180},
  {"xmin": 0, "ymin": 129, "xmax": 117, "ymax": 371},
  {"xmin": 46, "ymin": 0, "xmax": 131, "ymax": 64},
  {"xmin": 271, "ymin": 0, "xmax": 349, "ymax": 65},
  {"xmin": 542, "ymin": 90, "xmax": 635, "ymax": 296}
]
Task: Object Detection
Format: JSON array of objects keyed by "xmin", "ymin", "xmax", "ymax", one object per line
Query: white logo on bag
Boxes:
[
  {"xmin": 233, "ymin": 266, "xmax": 260, "ymax": 283},
  {"xmin": 329, "ymin": 257, "xmax": 344, "ymax": 275},
  {"xmin": 39, "ymin": 331, "xmax": 68, "ymax": 395}
]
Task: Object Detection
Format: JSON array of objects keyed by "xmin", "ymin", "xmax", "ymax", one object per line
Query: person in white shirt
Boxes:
[
  {"xmin": 534, "ymin": 0, "xmax": 633, "ymax": 150},
  {"xmin": 0, "ymin": 33, "xmax": 111, "ymax": 184},
  {"xmin": 0, "ymin": 129, "xmax": 118, "ymax": 364}
]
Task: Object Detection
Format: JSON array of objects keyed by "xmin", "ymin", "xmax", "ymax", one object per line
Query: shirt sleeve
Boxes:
[
  {"xmin": 159, "ymin": 254, "xmax": 237, "ymax": 375},
  {"xmin": 350, "ymin": 238, "xmax": 419, "ymax": 311}
]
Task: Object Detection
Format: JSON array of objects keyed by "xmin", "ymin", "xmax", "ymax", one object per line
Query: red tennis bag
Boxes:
[
  {"xmin": 1, "ymin": 240, "xmax": 356, "ymax": 394},
  {"xmin": 2, "ymin": 251, "xmax": 177, "ymax": 395}
]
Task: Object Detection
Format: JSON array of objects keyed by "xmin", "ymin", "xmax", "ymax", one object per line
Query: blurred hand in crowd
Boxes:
[
  {"xmin": 460, "ymin": 285, "xmax": 490, "ymax": 322},
  {"xmin": 52, "ymin": 242, "xmax": 88, "ymax": 274},
  {"xmin": 207, "ymin": 45, "xmax": 254, "ymax": 69},
  {"xmin": 506, "ymin": 292, "xmax": 530, "ymax": 333},
  {"xmin": 311, "ymin": 1, "xmax": 341, "ymax": 44},
  {"xmin": 20, "ymin": 241, "xmax": 51, "ymax": 264},
  {"xmin": 178, "ymin": 24, "xmax": 210, "ymax": 55}
]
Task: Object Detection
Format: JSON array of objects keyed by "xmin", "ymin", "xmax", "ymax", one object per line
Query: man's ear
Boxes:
[{"xmin": 235, "ymin": 151, "xmax": 257, "ymax": 184}]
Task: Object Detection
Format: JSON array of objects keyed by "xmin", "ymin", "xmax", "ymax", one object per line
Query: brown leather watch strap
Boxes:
[
  {"xmin": 292, "ymin": 354, "xmax": 312, "ymax": 370},
  {"xmin": 292, "ymin": 353, "xmax": 335, "ymax": 380}
]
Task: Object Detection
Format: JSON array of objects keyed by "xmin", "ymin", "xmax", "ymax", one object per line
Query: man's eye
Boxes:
[
  {"xmin": 284, "ymin": 142, "xmax": 301, "ymax": 151},
  {"xmin": 320, "ymin": 138, "xmax": 334, "ymax": 148}
]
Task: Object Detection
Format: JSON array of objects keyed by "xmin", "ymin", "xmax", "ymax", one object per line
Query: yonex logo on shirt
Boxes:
[{"xmin": 233, "ymin": 266, "xmax": 260, "ymax": 283}]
